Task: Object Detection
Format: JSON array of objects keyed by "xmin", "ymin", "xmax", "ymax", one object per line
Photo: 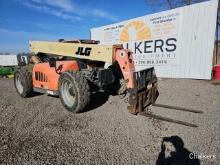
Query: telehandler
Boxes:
[
  {"xmin": 14, "ymin": 39, "xmax": 158, "ymax": 114},
  {"xmin": 14, "ymin": 39, "xmax": 203, "ymax": 127}
]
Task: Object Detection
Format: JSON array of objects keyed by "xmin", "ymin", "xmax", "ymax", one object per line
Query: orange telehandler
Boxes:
[
  {"xmin": 14, "ymin": 39, "xmax": 203, "ymax": 127},
  {"xmin": 14, "ymin": 39, "xmax": 158, "ymax": 114}
]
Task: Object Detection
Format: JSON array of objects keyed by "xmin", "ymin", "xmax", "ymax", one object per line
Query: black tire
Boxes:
[
  {"xmin": 58, "ymin": 71, "xmax": 90, "ymax": 113},
  {"xmin": 14, "ymin": 68, "xmax": 33, "ymax": 98}
]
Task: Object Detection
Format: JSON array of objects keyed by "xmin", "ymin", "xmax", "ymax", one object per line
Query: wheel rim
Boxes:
[
  {"xmin": 61, "ymin": 79, "xmax": 76, "ymax": 107},
  {"xmin": 16, "ymin": 74, "xmax": 24, "ymax": 94}
]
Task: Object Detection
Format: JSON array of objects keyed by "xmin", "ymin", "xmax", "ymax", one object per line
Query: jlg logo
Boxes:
[{"xmin": 75, "ymin": 47, "xmax": 92, "ymax": 56}]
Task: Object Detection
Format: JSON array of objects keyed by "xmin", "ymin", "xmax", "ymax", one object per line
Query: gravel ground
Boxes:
[{"xmin": 0, "ymin": 78, "xmax": 219, "ymax": 165}]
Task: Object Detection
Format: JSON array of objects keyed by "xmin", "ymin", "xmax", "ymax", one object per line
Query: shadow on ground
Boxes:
[
  {"xmin": 29, "ymin": 91, "xmax": 110, "ymax": 113},
  {"xmin": 82, "ymin": 91, "xmax": 109, "ymax": 113},
  {"xmin": 156, "ymin": 136, "xmax": 200, "ymax": 165}
]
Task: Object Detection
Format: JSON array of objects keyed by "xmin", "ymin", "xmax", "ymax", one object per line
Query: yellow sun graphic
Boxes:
[{"xmin": 120, "ymin": 21, "xmax": 151, "ymax": 42}]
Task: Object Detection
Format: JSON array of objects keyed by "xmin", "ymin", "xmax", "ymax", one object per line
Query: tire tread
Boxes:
[
  {"xmin": 14, "ymin": 68, "xmax": 33, "ymax": 98},
  {"xmin": 59, "ymin": 71, "xmax": 90, "ymax": 112}
]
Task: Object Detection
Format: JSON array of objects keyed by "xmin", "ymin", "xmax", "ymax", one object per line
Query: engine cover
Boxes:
[{"xmin": 32, "ymin": 61, "xmax": 79, "ymax": 91}]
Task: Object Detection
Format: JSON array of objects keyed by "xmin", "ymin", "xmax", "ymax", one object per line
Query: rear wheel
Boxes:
[
  {"xmin": 59, "ymin": 71, "xmax": 90, "ymax": 113},
  {"xmin": 14, "ymin": 68, "xmax": 33, "ymax": 97}
]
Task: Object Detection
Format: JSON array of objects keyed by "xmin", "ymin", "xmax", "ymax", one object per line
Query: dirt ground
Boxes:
[{"xmin": 0, "ymin": 78, "xmax": 219, "ymax": 165}]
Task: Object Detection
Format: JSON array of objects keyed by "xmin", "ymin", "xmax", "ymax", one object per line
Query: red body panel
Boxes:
[
  {"xmin": 33, "ymin": 61, "xmax": 79, "ymax": 91},
  {"xmin": 114, "ymin": 49, "xmax": 136, "ymax": 89}
]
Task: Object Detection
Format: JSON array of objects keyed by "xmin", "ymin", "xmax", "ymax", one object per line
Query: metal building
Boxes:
[
  {"xmin": 0, "ymin": 55, "xmax": 18, "ymax": 66},
  {"xmin": 91, "ymin": 0, "xmax": 219, "ymax": 79},
  {"xmin": 0, "ymin": 54, "xmax": 29, "ymax": 66}
]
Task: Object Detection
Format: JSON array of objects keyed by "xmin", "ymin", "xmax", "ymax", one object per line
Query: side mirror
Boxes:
[{"xmin": 49, "ymin": 58, "xmax": 56, "ymax": 67}]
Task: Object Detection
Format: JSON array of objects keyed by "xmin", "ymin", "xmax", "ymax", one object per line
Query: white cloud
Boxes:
[
  {"xmin": 22, "ymin": 2, "xmax": 81, "ymax": 22},
  {"xmin": 21, "ymin": 0, "xmax": 117, "ymax": 22},
  {"xmin": 91, "ymin": 9, "xmax": 117, "ymax": 21},
  {"xmin": 46, "ymin": 0, "xmax": 75, "ymax": 12},
  {"xmin": 30, "ymin": 0, "xmax": 75, "ymax": 12}
]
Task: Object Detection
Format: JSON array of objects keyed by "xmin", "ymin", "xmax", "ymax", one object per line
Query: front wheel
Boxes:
[
  {"xmin": 14, "ymin": 68, "xmax": 33, "ymax": 98},
  {"xmin": 58, "ymin": 71, "xmax": 90, "ymax": 113}
]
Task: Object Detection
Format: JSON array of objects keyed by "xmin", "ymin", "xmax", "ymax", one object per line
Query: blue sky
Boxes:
[{"xmin": 0, "ymin": 0, "xmax": 172, "ymax": 53}]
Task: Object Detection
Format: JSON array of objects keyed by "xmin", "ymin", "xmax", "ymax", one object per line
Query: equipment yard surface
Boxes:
[{"xmin": 0, "ymin": 79, "xmax": 219, "ymax": 164}]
